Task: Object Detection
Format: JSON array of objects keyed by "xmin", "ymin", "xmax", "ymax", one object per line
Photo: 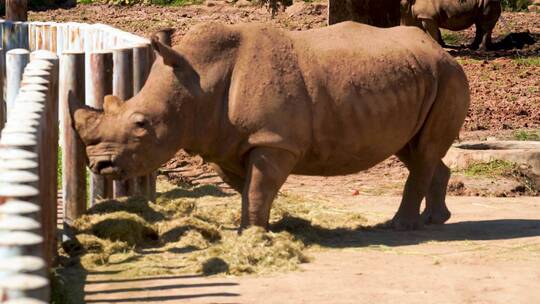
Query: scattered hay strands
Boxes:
[{"xmin": 59, "ymin": 180, "xmax": 368, "ymax": 278}]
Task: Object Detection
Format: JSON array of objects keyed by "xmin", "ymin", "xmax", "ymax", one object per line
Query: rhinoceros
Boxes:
[
  {"xmin": 72, "ymin": 21, "xmax": 470, "ymax": 230},
  {"xmin": 400, "ymin": 0, "xmax": 502, "ymax": 50}
]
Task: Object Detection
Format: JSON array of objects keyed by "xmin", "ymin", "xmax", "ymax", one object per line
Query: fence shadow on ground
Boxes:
[
  {"xmin": 83, "ymin": 273, "xmax": 239, "ymax": 303},
  {"xmin": 271, "ymin": 216, "xmax": 540, "ymax": 249}
]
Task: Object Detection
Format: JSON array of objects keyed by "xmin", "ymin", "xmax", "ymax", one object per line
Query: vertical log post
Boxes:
[
  {"xmin": 27, "ymin": 51, "xmax": 60, "ymax": 266},
  {"xmin": 0, "ymin": 48, "xmax": 5, "ymax": 133},
  {"xmin": 0, "ymin": 90, "xmax": 49, "ymax": 302},
  {"xmin": 13, "ymin": 88, "xmax": 53, "ymax": 269},
  {"xmin": 88, "ymin": 50, "xmax": 114, "ymax": 204},
  {"xmin": 132, "ymin": 43, "xmax": 154, "ymax": 199},
  {"xmin": 4, "ymin": 21, "xmax": 17, "ymax": 51},
  {"xmin": 112, "ymin": 47, "xmax": 135, "ymax": 197},
  {"xmin": 155, "ymin": 28, "xmax": 174, "ymax": 47},
  {"xmin": 6, "ymin": 0, "xmax": 28, "ymax": 22},
  {"xmin": 6, "ymin": 48, "xmax": 30, "ymax": 118},
  {"xmin": 59, "ymin": 51, "xmax": 86, "ymax": 241},
  {"xmin": 17, "ymin": 21, "xmax": 29, "ymax": 50}
]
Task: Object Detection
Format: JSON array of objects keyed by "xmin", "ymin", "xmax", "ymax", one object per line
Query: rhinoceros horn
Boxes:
[{"xmin": 70, "ymin": 94, "xmax": 123, "ymax": 144}]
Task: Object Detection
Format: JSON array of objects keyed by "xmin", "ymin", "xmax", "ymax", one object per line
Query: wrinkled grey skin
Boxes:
[
  {"xmin": 401, "ymin": 0, "xmax": 502, "ymax": 50},
  {"xmin": 73, "ymin": 22, "xmax": 470, "ymax": 231}
]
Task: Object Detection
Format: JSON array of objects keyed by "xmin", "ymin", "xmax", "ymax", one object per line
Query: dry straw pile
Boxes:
[{"xmin": 62, "ymin": 180, "xmax": 368, "ymax": 277}]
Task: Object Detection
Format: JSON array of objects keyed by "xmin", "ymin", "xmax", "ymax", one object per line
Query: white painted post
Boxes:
[{"xmin": 6, "ymin": 48, "xmax": 30, "ymax": 118}]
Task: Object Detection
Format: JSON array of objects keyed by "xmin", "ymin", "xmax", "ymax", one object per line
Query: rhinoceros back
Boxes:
[{"xmin": 289, "ymin": 22, "xmax": 454, "ymax": 175}]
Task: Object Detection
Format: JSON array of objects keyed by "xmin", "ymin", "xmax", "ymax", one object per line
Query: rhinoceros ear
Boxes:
[
  {"xmin": 73, "ymin": 106, "xmax": 102, "ymax": 144},
  {"xmin": 103, "ymin": 95, "xmax": 123, "ymax": 114},
  {"xmin": 150, "ymin": 35, "xmax": 189, "ymax": 68}
]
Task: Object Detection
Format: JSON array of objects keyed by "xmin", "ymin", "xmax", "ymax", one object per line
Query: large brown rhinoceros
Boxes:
[
  {"xmin": 400, "ymin": 0, "xmax": 502, "ymax": 50},
  {"xmin": 72, "ymin": 21, "xmax": 470, "ymax": 230}
]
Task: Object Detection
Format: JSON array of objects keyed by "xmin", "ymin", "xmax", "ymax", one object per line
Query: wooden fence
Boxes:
[{"xmin": 0, "ymin": 19, "xmax": 154, "ymax": 303}]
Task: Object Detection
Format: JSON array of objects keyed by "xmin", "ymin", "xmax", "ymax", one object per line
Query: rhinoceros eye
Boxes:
[{"xmin": 130, "ymin": 113, "xmax": 148, "ymax": 130}]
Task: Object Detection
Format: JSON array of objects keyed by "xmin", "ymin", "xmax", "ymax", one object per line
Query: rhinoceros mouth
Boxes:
[{"xmin": 92, "ymin": 158, "xmax": 124, "ymax": 178}]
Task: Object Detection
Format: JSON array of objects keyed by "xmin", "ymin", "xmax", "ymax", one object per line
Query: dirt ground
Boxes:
[
  {"xmin": 28, "ymin": 3, "xmax": 540, "ymax": 303},
  {"xmin": 84, "ymin": 195, "xmax": 540, "ymax": 304},
  {"xmin": 30, "ymin": 3, "xmax": 540, "ymax": 196}
]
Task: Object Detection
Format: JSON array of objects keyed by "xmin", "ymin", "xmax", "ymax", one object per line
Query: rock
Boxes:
[
  {"xmin": 443, "ymin": 140, "xmax": 540, "ymax": 189},
  {"xmin": 528, "ymin": 5, "xmax": 539, "ymax": 12},
  {"xmin": 235, "ymin": 0, "xmax": 252, "ymax": 7},
  {"xmin": 205, "ymin": 0, "xmax": 226, "ymax": 6},
  {"xmin": 286, "ymin": 1, "xmax": 307, "ymax": 17}
]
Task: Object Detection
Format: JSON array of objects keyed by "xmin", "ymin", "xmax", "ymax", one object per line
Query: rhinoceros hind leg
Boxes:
[
  {"xmin": 476, "ymin": 2, "xmax": 501, "ymax": 50},
  {"xmin": 468, "ymin": 25, "xmax": 483, "ymax": 50},
  {"xmin": 392, "ymin": 148, "xmax": 438, "ymax": 230},
  {"xmin": 422, "ymin": 161, "xmax": 451, "ymax": 225},
  {"xmin": 240, "ymin": 147, "xmax": 297, "ymax": 230}
]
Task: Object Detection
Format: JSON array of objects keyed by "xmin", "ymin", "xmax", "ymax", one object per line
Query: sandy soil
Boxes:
[
  {"xmin": 28, "ymin": 3, "xmax": 540, "ymax": 303},
  {"xmin": 84, "ymin": 195, "xmax": 540, "ymax": 304}
]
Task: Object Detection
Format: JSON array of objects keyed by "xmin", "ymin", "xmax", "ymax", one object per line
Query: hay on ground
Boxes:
[{"xmin": 63, "ymin": 181, "xmax": 368, "ymax": 278}]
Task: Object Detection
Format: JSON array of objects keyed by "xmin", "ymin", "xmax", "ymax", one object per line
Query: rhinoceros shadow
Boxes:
[
  {"xmin": 159, "ymin": 184, "xmax": 235, "ymax": 200},
  {"xmin": 271, "ymin": 216, "xmax": 540, "ymax": 248},
  {"xmin": 447, "ymin": 31, "xmax": 538, "ymax": 59}
]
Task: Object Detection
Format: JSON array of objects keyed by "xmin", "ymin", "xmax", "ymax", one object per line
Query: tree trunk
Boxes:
[
  {"xmin": 6, "ymin": 0, "xmax": 28, "ymax": 21},
  {"xmin": 328, "ymin": 0, "xmax": 401, "ymax": 28}
]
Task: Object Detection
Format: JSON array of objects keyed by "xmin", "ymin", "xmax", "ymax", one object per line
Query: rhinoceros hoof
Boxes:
[
  {"xmin": 390, "ymin": 215, "xmax": 424, "ymax": 231},
  {"xmin": 421, "ymin": 208, "xmax": 451, "ymax": 225}
]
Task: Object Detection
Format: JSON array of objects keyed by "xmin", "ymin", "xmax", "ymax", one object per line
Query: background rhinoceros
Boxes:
[
  {"xmin": 400, "ymin": 0, "xmax": 502, "ymax": 50},
  {"xmin": 72, "ymin": 21, "xmax": 470, "ymax": 231}
]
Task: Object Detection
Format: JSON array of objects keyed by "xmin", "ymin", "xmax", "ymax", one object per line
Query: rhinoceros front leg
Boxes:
[{"xmin": 240, "ymin": 147, "xmax": 297, "ymax": 229}]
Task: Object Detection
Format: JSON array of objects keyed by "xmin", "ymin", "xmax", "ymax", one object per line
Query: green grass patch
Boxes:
[
  {"xmin": 513, "ymin": 56, "xmax": 540, "ymax": 67},
  {"xmin": 501, "ymin": 0, "xmax": 530, "ymax": 11},
  {"xmin": 441, "ymin": 30, "xmax": 463, "ymax": 46},
  {"xmin": 460, "ymin": 160, "xmax": 516, "ymax": 178},
  {"xmin": 514, "ymin": 130, "xmax": 540, "ymax": 141}
]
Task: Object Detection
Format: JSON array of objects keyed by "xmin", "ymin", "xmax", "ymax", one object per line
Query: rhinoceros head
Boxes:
[{"xmin": 72, "ymin": 34, "xmax": 202, "ymax": 179}]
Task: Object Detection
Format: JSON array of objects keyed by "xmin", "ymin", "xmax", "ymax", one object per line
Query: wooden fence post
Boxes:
[
  {"xmin": 0, "ymin": 48, "xmax": 4, "ymax": 133},
  {"xmin": 132, "ymin": 43, "xmax": 155, "ymax": 199},
  {"xmin": 59, "ymin": 51, "xmax": 86, "ymax": 241},
  {"xmin": 88, "ymin": 50, "xmax": 114, "ymax": 204},
  {"xmin": 14, "ymin": 88, "xmax": 54, "ymax": 268},
  {"xmin": 6, "ymin": 48, "xmax": 30, "ymax": 118},
  {"xmin": 155, "ymin": 28, "xmax": 174, "ymax": 47},
  {"xmin": 6, "ymin": 0, "xmax": 28, "ymax": 22},
  {"xmin": 112, "ymin": 47, "xmax": 136, "ymax": 197},
  {"xmin": 25, "ymin": 52, "xmax": 60, "ymax": 267}
]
